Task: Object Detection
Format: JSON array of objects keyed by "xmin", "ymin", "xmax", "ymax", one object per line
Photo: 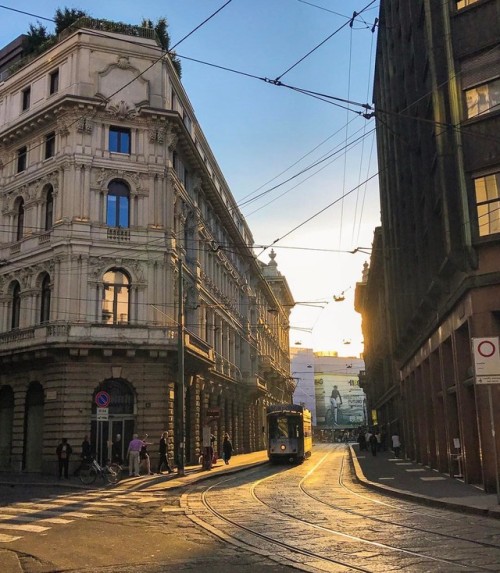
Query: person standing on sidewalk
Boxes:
[
  {"xmin": 157, "ymin": 432, "xmax": 173, "ymax": 474},
  {"xmin": 391, "ymin": 432, "xmax": 401, "ymax": 458},
  {"xmin": 222, "ymin": 433, "xmax": 233, "ymax": 465},
  {"xmin": 369, "ymin": 432, "xmax": 378, "ymax": 456},
  {"xmin": 127, "ymin": 434, "xmax": 143, "ymax": 477},
  {"xmin": 56, "ymin": 438, "xmax": 73, "ymax": 479}
]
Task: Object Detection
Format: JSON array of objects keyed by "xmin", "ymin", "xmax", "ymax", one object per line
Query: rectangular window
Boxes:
[
  {"xmin": 109, "ymin": 126, "xmax": 131, "ymax": 154},
  {"xmin": 45, "ymin": 132, "xmax": 55, "ymax": 159},
  {"xmin": 17, "ymin": 146, "xmax": 27, "ymax": 172},
  {"xmin": 21, "ymin": 87, "xmax": 31, "ymax": 111},
  {"xmin": 457, "ymin": 0, "xmax": 479, "ymax": 9},
  {"xmin": 475, "ymin": 173, "xmax": 500, "ymax": 237},
  {"xmin": 49, "ymin": 69, "xmax": 59, "ymax": 95},
  {"xmin": 465, "ymin": 77, "xmax": 500, "ymax": 118}
]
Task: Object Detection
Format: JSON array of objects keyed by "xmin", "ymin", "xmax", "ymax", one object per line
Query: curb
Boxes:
[{"xmin": 348, "ymin": 446, "xmax": 500, "ymax": 520}]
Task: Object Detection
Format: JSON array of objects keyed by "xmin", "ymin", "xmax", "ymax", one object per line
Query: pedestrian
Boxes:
[
  {"xmin": 392, "ymin": 432, "xmax": 401, "ymax": 458},
  {"xmin": 222, "ymin": 433, "xmax": 233, "ymax": 465},
  {"xmin": 369, "ymin": 432, "xmax": 378, "ymax": 456},
  {"xmin": 140, "ymin": 434, "xmax": 154, "ymax": 475},
  {"xmin": 111, "ymin": 434, "xmax": 123, "ymax": 465},
  {"xmin": 157, "ymin": 432, "xmax": 173, "ymax": 474},
  {"xmin": 375, "ymin": 430, "xmax": 382, "ymax": 452},
  {"xmin": 73, "ymin": 435, "xmax": 92, "ymax": 476},
  {"xmin": 127, "ymin": 433, "xmax": 144, "ymax": 477},
  {"xmin": 56, "ymin": 438, "xmax": 73, "ymax": 479},
  {"xmin": 357, "ymin": 430, "xmax": 367, "ymax": 451}
]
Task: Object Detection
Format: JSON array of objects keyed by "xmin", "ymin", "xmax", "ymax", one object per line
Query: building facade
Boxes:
[
  {"xmin": 0, "ymin": 19, "xmax": 294, "ymax": 474},
  {"xmin": 357, "ymin": 0, "xmax": 500, "ymax": 491}
]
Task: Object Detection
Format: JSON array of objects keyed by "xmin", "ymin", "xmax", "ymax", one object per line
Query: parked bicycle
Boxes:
[{"xmin": 79, "ymin": 458, "xmax": 121, "ymax": 485}]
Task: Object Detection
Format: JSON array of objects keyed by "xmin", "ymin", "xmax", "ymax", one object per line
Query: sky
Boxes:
[{"xmin": 0, "ymin": 0, "xmax": 381, "ymax": 358}]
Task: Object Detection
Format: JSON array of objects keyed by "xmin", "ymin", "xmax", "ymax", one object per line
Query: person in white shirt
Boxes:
[{"xmin": 391, "ymin": 433, "xmax": 401, "ymax": 458}]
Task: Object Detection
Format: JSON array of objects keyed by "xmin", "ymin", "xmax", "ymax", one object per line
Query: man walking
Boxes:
[{"xmin": 157, "ymin": 432, "xmax": 173, "ymax": 474}]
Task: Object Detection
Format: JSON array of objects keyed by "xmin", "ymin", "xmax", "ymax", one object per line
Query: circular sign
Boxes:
[
  {"xmin": 478, "ymin": 340, "xmax": 496, "ymax": 358},
  {"xmin": 95, "ymin": 391, "xmax": 110, "ymax": 407}
]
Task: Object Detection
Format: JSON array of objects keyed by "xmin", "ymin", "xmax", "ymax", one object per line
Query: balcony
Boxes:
[{"xmin": 0, "ymin": 322, "xmax": 177, "ymax": 359}]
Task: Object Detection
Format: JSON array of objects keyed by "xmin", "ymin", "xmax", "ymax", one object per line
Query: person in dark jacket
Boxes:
[
  {"xmin": 111, "ymin": 434, "xmax": 123, "ymax": 465},
  {"xmin": 369, "ymin": 432, "xmax": 378, "ymax": 456},
  {"xmin": 56, "ymin": 438, "xmax": 73, "ymax": 479},
  {"xmin": 222, "ymin": 433, "xmax": 233, "ymax": 465},
  {"xmin": 73, "ymin": 435, "xmax": 92, "ymax": 476},
  {"xmin": 157, "ymin": 432, "xmax": 173, "ymax": 474}
]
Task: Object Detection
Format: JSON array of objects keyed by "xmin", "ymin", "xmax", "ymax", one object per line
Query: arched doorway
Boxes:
[
  {"xmin": 91, "ymin": 379, "xmax": 135, "ymax": 465},
  {"xmin": 0, "ymin": 386, "xmax": 14, "ymax": 469},
  {"xmin": 24, "ymin": 382, "xmax": 44, "ymax": 472}
]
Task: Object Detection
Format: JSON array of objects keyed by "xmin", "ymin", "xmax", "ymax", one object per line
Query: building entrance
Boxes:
[{"xmin": 91, "ymin": 378, "xmax": 135, "ymax": 466}]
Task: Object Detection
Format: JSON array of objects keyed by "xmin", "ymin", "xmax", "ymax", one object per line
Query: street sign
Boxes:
[
  {"xmin": 472, "ymin": 337, "xmax": 500, "ymax": 384},
  {"xmin": 96, "ymin": 407, "xmax": 109, "ymax": 421},
  {"xmin": 95, "ymin": 391, "xmax": 111, "ymax": 407},
  {"xmin": 206, "ymin": 407, "xmax": 220, "ymax": 418}
]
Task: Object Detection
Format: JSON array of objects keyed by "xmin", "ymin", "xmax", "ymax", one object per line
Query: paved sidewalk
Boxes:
[
  {"xmin": 349, "ymin": 444, "xmax": 500, "ymax": 519},
  {"xmin": 0, "ymin": 451, "xmax": 270, "ymax": 492}
]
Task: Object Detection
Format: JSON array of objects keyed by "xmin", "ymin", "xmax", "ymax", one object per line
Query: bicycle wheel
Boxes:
[
  {"xmin": 105, "ymin": 463, "xmax": 121, "ymax": 484},
  {"xmin": 79, "ymin": 464, "xmax": 98, "ymax": 485}
]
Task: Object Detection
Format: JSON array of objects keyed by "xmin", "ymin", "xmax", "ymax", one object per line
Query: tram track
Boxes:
[
  {"xmin": 183, "ymin": 447, "xmax": 500, "ymax": 572},
  {"xmin": 296, "ymin": 447, "xmax": 500, "ymax": 551}
]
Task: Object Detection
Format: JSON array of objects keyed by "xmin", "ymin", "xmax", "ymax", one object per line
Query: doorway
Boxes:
[
  {"xmin": 91, "ymin": 379, "xmax": 135, "ymax": 466},
  {"xmin": 23, "ymin": 382, "xmax": 44, "ymax": 472}
]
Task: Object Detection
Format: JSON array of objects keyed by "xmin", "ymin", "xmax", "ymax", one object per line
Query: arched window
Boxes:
[
  {"xmin": 11, "ymin": 282, "xmax": 21, "ymax": 329},
  {"xmin": 40, "ymin": 274, "xmax": 51, "ymax": 323},
  {"xmin": 16, "ymin": 198, "xmax": 24, "ymax": 241},
  {"xmin": 44, "ymin": 186, "xmax": 53, "ymax": 231},
  {"xmin": 106, "ymin": 180, "xmax": 129, "ymax": 228},
  {"xmin": 102, "ymin": 269, "xmax": 130, "ymax": 324}
]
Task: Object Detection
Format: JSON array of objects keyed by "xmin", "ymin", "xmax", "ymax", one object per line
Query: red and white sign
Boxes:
[{"xmin": 472, "ymin": 337, "xmax": 500, "ymax": 384}]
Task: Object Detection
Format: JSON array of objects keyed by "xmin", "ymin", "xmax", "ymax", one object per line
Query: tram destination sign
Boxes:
[{"xmin": 472, "ymin": 337, "xmax": 500, "ymax": 385}]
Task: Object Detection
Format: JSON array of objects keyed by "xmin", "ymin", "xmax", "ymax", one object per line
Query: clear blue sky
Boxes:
[{"xmin": 0, "ymin": 1, "xmax": 381, "ymax": 356}]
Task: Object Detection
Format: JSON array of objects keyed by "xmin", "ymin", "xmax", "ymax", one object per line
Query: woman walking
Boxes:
[{"xmin": 222, "ymin": 433, "xmax": 233, "ymax": 465}]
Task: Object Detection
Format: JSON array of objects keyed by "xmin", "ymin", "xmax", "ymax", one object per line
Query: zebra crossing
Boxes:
[{"xmin": 0, "ymin": 489, "xmax": 163, "ymax": 543}]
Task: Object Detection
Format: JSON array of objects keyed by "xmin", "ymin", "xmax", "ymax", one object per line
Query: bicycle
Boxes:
[{"xmin": 79, "ymin": 458, "xmax": 122, "ymax": 485}]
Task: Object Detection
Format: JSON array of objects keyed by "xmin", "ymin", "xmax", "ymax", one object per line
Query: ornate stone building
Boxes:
[
  {"xmin": 356, "ymin": 0, "xmax": 500, "ymax": 492},
  {"xmin": 0, "ymin": 19, "xmax": 294, "ymax": 474}
]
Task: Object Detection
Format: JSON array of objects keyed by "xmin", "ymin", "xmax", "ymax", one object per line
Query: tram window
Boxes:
[{"xmin": 269, "ymin": 415, "xmax": 302, "ymax": 439}]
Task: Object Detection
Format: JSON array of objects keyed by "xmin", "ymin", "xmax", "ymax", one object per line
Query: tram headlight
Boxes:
[{"xmin": 280, "ymin": 444, "xmax": 286, "ymax": 451}]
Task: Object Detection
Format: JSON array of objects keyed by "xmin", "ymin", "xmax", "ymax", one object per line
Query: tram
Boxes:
[{"xmin": 266, "ymin": 404, "xmax": 312, "ymax": 463}]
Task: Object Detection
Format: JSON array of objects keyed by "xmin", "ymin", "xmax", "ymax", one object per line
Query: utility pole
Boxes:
[{"xmin": 176, "ymin": 257, "xmax": 185, "ymax": 476}]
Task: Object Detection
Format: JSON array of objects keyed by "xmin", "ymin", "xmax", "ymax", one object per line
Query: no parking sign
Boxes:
[
  {"xmin": 472, "ymin": 337, "xmax": 500, "ymax": 384},
  {"xmin": 95, "ymin": 391, "xmax": 111, "ymax": 407}
]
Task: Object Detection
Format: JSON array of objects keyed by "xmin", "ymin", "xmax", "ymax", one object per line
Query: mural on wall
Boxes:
[{"xmin": 315, "ymin": 373, "xmax": 366, "ymax": 428}]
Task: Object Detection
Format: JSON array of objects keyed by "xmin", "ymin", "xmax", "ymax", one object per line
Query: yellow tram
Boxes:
[{"xmin": 267, "ymin": 404, "xmax": 312, "ymax": 463}]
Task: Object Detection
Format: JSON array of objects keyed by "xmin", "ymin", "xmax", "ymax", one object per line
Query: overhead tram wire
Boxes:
[
  {"xmin": 273, "ymin": 0, "xmax": 378, "ymax": 82},
  {"xmin": 244, "ymin": 128, "xmax": 376, "ymax": 217},
  {"xmin": 256, "ymin": 170, "xmax": 380, "ymax": 257}
]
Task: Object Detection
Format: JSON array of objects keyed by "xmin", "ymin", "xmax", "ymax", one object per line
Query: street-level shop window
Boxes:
[
  {"xmin": 106, "ymin": 180, "xmax": 130, "ymax": 228},
  {"xmin": 465, "ymin": 78, "xmax": 500, "ymax": 119},
  {"xmin": 109, "ymin": 126, "xmax": 131, "ymax": 154},
  {"xmin": 475, "ymin": 172, "xmax": 500, "ymax": 237},
  {"xmin": 17, "ymin": 146, "xmax": 27, "ymax": 173},
  {"xmin": 101, "ymin": 269, "xmax": 130, "ymax": 325}
]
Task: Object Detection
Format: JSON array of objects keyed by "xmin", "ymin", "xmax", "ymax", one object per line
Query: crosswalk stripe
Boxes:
[
  {"xmin": 0, "ymin": 515, "xmax": 73, "ymax": 525},
  {"xmin": 0, "ymin": 523, "xmax": 49, "ymax": 533},
  {"xmin": 0, "ymin": 533, "xmax": 22, "ymax": 542},
  {"xmin": 0, "ymin": 507, "xmax": 93, "ymax": 519}
]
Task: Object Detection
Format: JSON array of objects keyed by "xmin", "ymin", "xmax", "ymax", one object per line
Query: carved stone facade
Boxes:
[{"xmin": 0, "ymin": 22, "xmax": 294, "ymax": 474}]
